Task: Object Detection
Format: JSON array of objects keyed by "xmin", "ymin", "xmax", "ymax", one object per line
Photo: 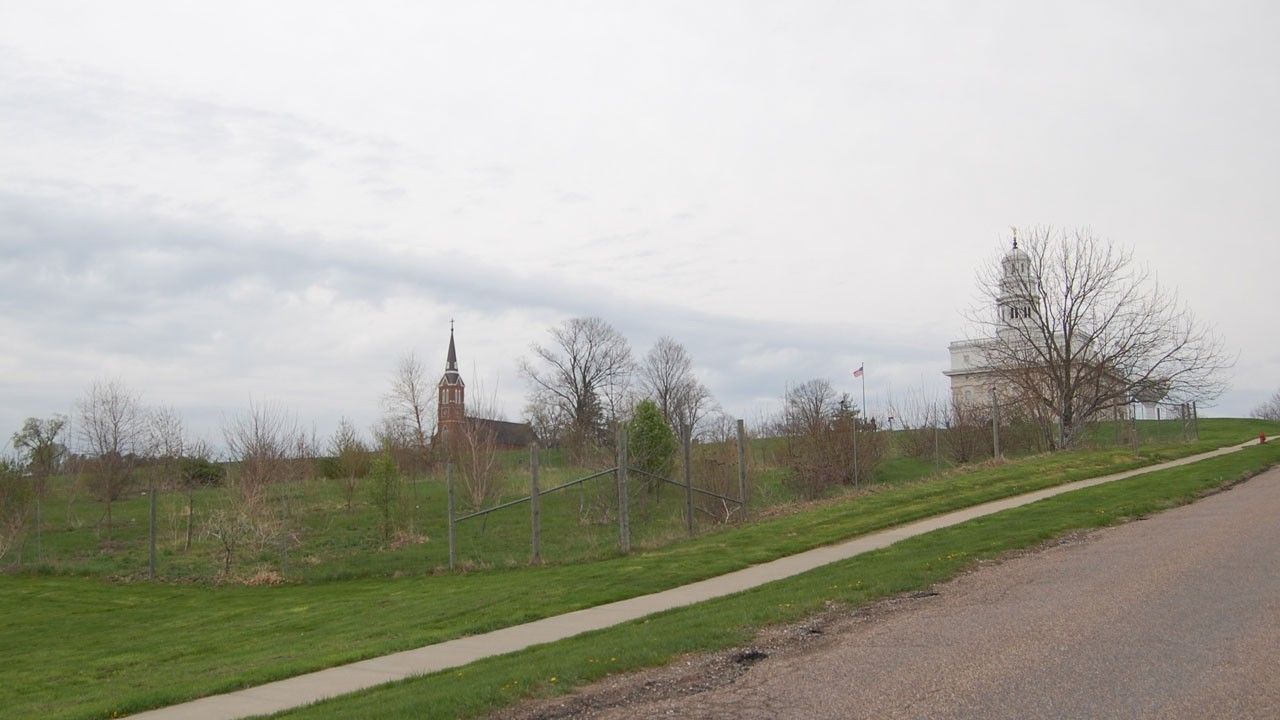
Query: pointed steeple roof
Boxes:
[{"xmin": 446, "ymin": 320, "xmax": 458, "ymax": 372}]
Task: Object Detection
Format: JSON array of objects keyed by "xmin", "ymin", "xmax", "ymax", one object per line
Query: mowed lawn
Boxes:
[{"xmin": 0, "ymin": 420, "xmax": 1275, "ymax": 720}]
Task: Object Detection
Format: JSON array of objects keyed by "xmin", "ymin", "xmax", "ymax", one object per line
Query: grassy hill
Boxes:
[{"xmin": 0, "ymin": 417, "xmax": 1275, "ymax": 719}]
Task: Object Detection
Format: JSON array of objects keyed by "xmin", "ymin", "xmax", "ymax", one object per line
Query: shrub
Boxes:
[{"xmin": 629, "ymin": 400, "xmax": 677, "ymax": 484}]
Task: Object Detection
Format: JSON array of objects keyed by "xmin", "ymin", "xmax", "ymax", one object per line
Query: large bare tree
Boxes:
[
  {"xmin": 637, "ymin": 337, "xmax": 715, "ymax": 438},
  {"xmin": 520, "ymin": 316, "xmax": 634, "ymax": 445},
  {"xmin": 77, "ymin": 379, "xmax": 145, "ymax": 541},
  {"xmin": 971, "ymin": 228, "xmax": 1228, "ymax": 446}
]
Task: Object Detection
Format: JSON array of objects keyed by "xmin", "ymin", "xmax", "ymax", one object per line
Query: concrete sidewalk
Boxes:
[{"xmin": 127, "ymin": 439, "xmax": 1265, "ymax": 720}]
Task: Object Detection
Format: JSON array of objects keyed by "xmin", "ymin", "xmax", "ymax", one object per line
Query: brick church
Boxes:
[{"xmin": 434, "ymin": 324, "xmax": 538, "ymax": 449}]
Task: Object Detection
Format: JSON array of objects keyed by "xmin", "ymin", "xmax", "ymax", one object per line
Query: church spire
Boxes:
[{"xmin": 446, "ymin": 320, "xmax": 458, "ymax": 372}]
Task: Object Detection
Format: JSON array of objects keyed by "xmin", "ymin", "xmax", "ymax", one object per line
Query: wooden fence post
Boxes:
[
  {"xmin": 617, "ymin": 426, "xmax": 631, "ymax": 554},
  {"xmin": 446, "ymin": 463, "xmax": 456, "ymax": 570},
  {"xmin": 530, "ymin": 442, "xmax": 541, "ymax": 565},
  {"xmin": 683, "ymin": 430, "xmax": 694, "ymax": 537},
  {"xmin": 736, "ymin": 419, "xmax": 749, "ymax": 520}
]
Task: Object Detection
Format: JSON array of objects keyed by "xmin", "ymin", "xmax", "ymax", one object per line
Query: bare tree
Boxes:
[
  {"xmin": 77, "ymin": 379, "xmax": 145, "ymax": 541},
  {"xmin": 450, "ymin": 386, "xmax": 503, "ymax": 509},
  {"xmin": 781, "ymin": 383, "xmax": 883, "ymax": 498},
  {"xmin": 638, "ymin": 337, "xmax": 715, "ymax": 437},
  {"xmin": 329, "ymin": 417, "xmax": 369, "ymax": 511},
  {"xmin": 1253, "ymin": 389, "xmax": 1280, "ymax": 422},
  {"xmin": 215, "ymin": 402, "xmax": 298, "ymax": 578},
  {"xmin": 523, "ymin": 390, "xmax": 571, "ymax": 447},
  {"xmin": 145, "ymin": 406, "xmax": 185, "ymax": 577},
  {"xmin": 970, "ymin": 228, "xmax": 1229, "ymax": 447},
  {"xmin": 384, "ymin": 351, "xmax": 433, "ymax": 531},
  {"xmin": 886, "ymin": 386, "xmax": 946, "ymax": 460},
  {"xmin": 222, "ymin": 402, "xmax": 299, "ymax": 507},
  {"xmin": 520, "ymin": 317, "xmax": 634, "ymax": 446},
  {"xmin": 784, "ymin": 379, "xmax": 836, "ymax": 435}
]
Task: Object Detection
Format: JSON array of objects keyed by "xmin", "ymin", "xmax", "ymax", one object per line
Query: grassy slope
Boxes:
[
  {"xmin": 13, "ymin": 419, "xmax": 1262, "ymax": 582},
  {"xmin": 0, "ymin": 420, "xmax": 1274, "ymax": 720},
  {"xmin": 277, "ymin": 441, "xmax": 1280, "ymax": 719}
]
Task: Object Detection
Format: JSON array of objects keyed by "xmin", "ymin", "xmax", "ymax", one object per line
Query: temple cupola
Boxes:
[{"xmin": 998, "ymin": 230, "xmax": 1036, "ymax": 330}]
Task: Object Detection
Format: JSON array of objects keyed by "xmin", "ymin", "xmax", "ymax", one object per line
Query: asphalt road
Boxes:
[{"xmin": 525, "ymin": 466, "xmax": 1280, "ymax": 720}]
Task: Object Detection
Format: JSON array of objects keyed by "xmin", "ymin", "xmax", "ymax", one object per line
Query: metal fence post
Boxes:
[
  {"xmin": 851, "ymin": 413, "xmax": 860, "ymax": 486},
  {"xmin": 990, "ymin": 387, "xmax": 1001, "ymax": 459},
  {"xmin": 736, "ymin": 419, "xmax": 749, "ymax": 520},
  {"xmin": 446, "ymin": 463, "xmax": 456, "ymax": 570},
  {"xmin": 34, "ymin": 490, "xmax": 42, "ymax": 563},
  {"xmin": 1192, "ymin": 401, "xmax": 1200, "ymax": 440},
  {"xmin": 530, "ymin": 443, "xmax": 541, "ymax": 565},
  {"xmin": 683, "ymin": 430, "xmax": 694, "ymax": 537},
  {"xmin": 617, "ymin": 426, "xmax": 631, "ymax": 554},
  {"xmin": 933, "ymin": 424, "xmax": 941, "ymax": 473},
  {"xmin": 148, "ymin": 482, "xmax": 157, "ymax": 580},
  {"xmin": 1131, "ymin": 404, "xmax": 1140, "ymax": 456}
]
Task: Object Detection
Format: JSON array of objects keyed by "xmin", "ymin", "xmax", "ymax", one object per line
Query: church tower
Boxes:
[{"xmin": 438, "ymin": 323, "xmax": 466, "ymax": 435}]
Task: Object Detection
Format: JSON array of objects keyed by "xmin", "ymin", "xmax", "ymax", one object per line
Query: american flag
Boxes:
[{"xmin": 852, "ymin": 365, "xmax": 864, "ymax": 378}]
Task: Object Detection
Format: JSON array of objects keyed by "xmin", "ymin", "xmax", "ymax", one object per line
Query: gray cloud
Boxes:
[{"xmin": 0, "ymin": 190, "xmax": 946, "ymax": 446}]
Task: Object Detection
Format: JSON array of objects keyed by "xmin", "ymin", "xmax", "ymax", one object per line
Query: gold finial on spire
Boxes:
[{"xmin": 1010, "ymin": 226, "xmax": 1018, "ymax": 250}]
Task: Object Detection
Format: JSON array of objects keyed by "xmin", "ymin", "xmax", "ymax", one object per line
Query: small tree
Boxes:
[
  {"xmin": 77, "ymin": 379, "xmax": 145, "ymax": 541},
  {"xmin": 385, "ymin": 352, "xmax": 434, "ymax": 532},
  {"xmin": 945, "ymin": 400, "xmax": 993, "ymax": 463},
  {"xmin": 781, "ymin": 381, "xmax": 885, "ymax": 498},
  {"xmin": 11, "ymin": 415, "xmax": 67, "ymax": 560},
  {"xmin": 629, "ymin": 399, "xmax": 677, "ymax": 488},
  {"xmin": 179, "ymin": 440, "xmax": 221, "ymax": 551},
  {"xmin": 365, "ymin": 452, "xmax": 401, "ymax": 542},
  {"xmin": 203, "ymin": 507, "xmax": 254, "ymax": 578},
  {"xmin": 449, "ymin": 388, "xmax": 505, "ymax": 510},
  {"xmin": 0, "ymin": 457, "xmax": 32, "ymax": 563},
  {"xmin": 329, "ymin": 418, "xmax": 369, "ymax": 511}
]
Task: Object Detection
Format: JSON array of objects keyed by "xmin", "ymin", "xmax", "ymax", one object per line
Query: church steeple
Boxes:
[
  {"xmin": 438, "ymin": 321, "xmax": 465, "ymax": 433},
  {"xmin": 446, "ymin": 320, "xmax": 458, "ymax": 372}
]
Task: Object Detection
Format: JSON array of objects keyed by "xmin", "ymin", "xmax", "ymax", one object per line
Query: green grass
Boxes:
[
  {"xmin": 1, "ymin": 420, "xmax": 1276, "ymax": 720},
  {"xmin": 274, "ymin": 440, "xmax": 1280, "ymax": 720}
]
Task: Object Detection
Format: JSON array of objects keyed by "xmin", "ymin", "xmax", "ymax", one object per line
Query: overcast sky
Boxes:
[{"xmin": 2, "ymin": 1, "xmax": 1278, "ymax": 449}]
